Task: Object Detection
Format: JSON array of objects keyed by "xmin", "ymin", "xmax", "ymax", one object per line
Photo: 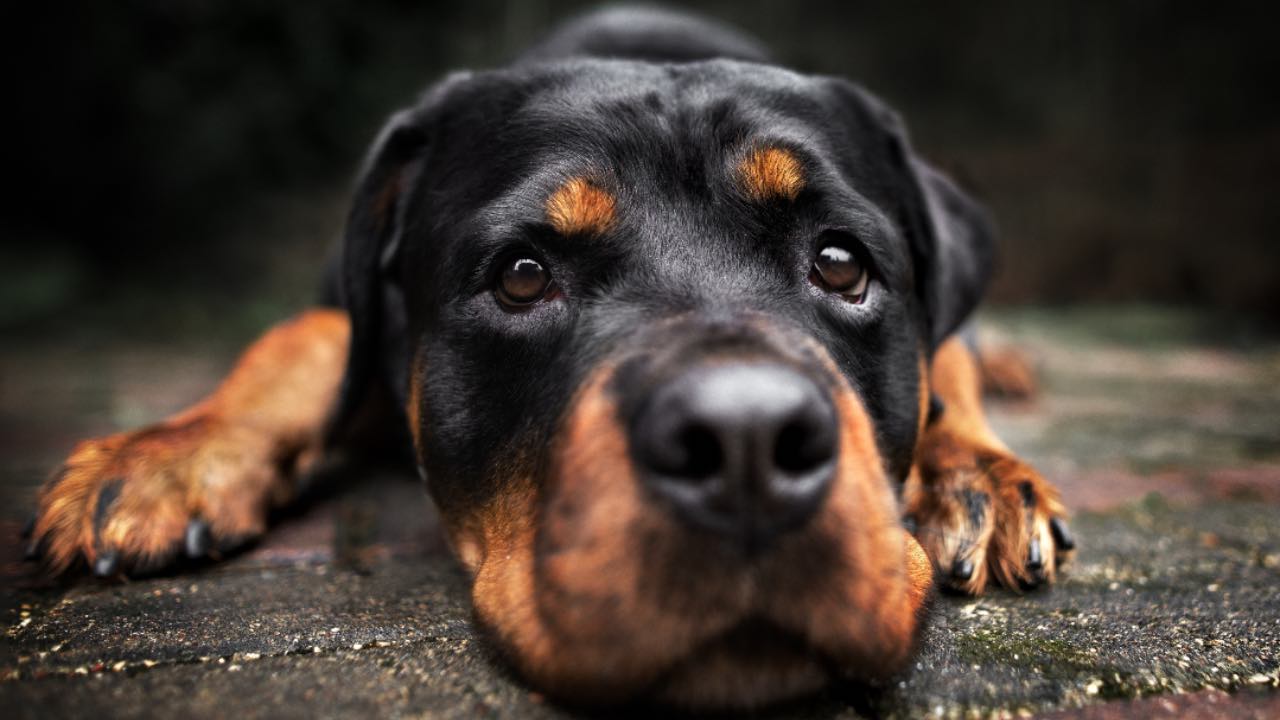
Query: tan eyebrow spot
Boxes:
[
  {"xmin": 545, "ymin": 177, "xmax": 616, "ymax": 236},
  {"xmin": 738, "ymin": 146, "xmax": 805, "ymax": 201}
]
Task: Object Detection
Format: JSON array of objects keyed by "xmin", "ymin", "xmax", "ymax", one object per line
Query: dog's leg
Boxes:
[
  {"xmin": 905, "ymin": 337, "xmax": 1074, "ymax": 593},
  {"xmin": 30, "ymin": 309, "xmax": 350, "ymax": 576}
]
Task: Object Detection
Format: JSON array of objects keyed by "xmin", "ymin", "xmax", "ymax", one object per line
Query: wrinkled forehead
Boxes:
[
  {"xmin": 436, "ymin": 60, "xmax": 854, "ymax": 212},
  {"xmin": 513, "ymin": 60, "xmax": 832, "ymax": 168}
]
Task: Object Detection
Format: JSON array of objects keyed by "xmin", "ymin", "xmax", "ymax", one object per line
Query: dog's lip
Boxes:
[{"xmin": 643, "ymin": 615, "xmax": 835, "ymax": 706}]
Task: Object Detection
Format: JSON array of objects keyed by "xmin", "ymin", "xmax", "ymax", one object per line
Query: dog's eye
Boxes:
[
  {"xmin": 496, "ymin": 255, "xmax": 553, "ymax": 307},
  {"xmin": 811, "ymin": 242, "xmax": 869, "ymax": 302}
]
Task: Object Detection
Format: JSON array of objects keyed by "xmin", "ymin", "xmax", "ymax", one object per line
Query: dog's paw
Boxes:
[
  {"xmin": 905, "ymin": 453, "xmax": 1073, "ymax": 594},
  {"xmin": 29, "ymin": 415, "xmax": 297, "ymax": 576}
]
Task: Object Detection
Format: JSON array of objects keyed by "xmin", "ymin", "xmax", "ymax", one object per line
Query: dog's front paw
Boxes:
[
  {"xmin": 29, "ymin": 416, "xmax": 296, "ymax": 576},
  {"xmin": 905, "ymin": 452, "xmax": 1074, "ymax": 594}
]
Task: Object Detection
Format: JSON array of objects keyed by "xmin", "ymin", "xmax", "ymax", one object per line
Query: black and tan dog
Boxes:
[{"xmin": 28, "ymin": 6, "xmax": 1074, "ymax": 709}]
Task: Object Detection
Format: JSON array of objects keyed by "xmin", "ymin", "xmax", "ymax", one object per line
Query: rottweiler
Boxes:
[{"xmin": 28, "ymin": 6, "xmax": 1074, "ymax": 709}]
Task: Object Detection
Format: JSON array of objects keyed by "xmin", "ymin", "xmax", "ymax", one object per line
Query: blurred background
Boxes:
[{"xmin": 2, "ymin": 0, "xmax": 1277, "ymax": 344}]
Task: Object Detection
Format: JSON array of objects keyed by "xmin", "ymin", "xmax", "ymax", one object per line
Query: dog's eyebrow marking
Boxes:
[
  {"xmin": 738, "ymin": 147, "xmax": 805, "ymax": 202},
  {"xmin": 546, "ymin": 177, "xmax": 616, "ymax": 236}
]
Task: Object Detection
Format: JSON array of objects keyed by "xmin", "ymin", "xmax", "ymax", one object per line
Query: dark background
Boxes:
[{"xmin": 4, "ymin": 0, "xmax": 1277, "ymax": 339}]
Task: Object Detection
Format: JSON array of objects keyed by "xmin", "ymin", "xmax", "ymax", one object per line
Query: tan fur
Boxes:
[
  {"xmin": 545, "ymin": 177, "xmax": 616, "ymax": 236},
  {"xmin": 463, "ymin": 335, "xmax": 929, "ymax": 707},
  {"xmin": 406, "ymin": 349, "xmax": 425, "ymax": 459},
  {"xmin": 738, "ymin": 147, "xmax": 805, "ymax": 201},
  {"xmin": 760, "ymin": 381, "xmax": 930, "ymax": 676},
  {"xmin": 903, "ymin": 530, "xmax": 934, "ymax": 611},
  {"xmin": 906, "ymin": 337, "xmax": 1068, "ymax": 594},
  {"xmin": 34, "ymin": 309, "xmax": 350, "ymax": 573},
  {"xmin": 916, "ymin": 353, "xmax": 931, "ymax": 440}
]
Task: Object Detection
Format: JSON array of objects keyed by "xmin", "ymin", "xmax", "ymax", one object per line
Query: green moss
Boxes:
[
  {"xmin": 953, "ymin": 629, "xmax": 1150, "ymax": 702},
  {"xmin": 954, "ymin": 629, "xmax": 1094, "ymax": 674}
]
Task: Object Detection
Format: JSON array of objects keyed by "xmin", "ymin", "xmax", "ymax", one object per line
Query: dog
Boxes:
[{"xmin": 28, "ymin": 6, "xmax": 1074, "ymax": 709}]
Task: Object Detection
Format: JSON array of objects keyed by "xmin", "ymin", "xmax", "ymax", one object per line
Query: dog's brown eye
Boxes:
[
  {"xmin": 811, "ymin": 243, "xmax": 869, "ymax": 302},
  {"xmin": 497, "ymin": 256, "xmax": 553, "ymax": 306}
]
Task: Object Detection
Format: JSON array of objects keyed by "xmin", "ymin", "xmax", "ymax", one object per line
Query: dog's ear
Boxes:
[
  {"xmin": 909, "ymin": 158, "xmax": 997, "ymax": 349},
  {"xmin": 325, "ymin": 75, "xmax": 467, "ymax": 442},
  {"xmin": 825, "ymin": 80, "xmax": 996, "ymax": 350}
]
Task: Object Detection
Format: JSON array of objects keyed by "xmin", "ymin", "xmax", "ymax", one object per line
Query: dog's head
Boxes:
[{"xmin": 333, "ymin": 59, "xmax": 992, "ymax": 708}]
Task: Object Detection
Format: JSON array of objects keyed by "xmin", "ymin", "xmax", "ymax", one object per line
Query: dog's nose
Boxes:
[{"xmin": 629, "ymin": 363, "xmax": 838, "ymax": 549}]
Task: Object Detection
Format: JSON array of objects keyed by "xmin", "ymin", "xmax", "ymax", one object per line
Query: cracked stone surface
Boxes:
[{"xmin": 3, "ymin": 307, "xmax": 1279, "ymax": 718}]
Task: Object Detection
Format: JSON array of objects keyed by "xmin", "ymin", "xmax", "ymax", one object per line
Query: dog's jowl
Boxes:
[{"xmin": 30, "ymin": 6, "xmax": 1072, "ymax": 709}]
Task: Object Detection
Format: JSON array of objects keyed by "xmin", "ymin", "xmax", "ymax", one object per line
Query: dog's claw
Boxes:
[
  {"xmin": 185, "ymin": 519, "xmax": 211, "ymax": 558},
  {"xmin": 1027, "ymin": 535, "xmax": 1043, "ymax": 570},
  {"xmin": 21, "ymin": 515, "xmax": 40, "ymax": 560},
  {"xmin": 1050, "ymin": 517, "xmax": 1075, "ymax": 551},
  {"xmin": 23, "ymin": 537, "xmax": 43, "ymax": 562},
  {"xmin": 951, "ymin": 557, "xmax": 974, "ymax": 581},
  {"xmin": 1024, "ymin": 535, "xmax": 1047, "ymax": 586},
  {"xmin": 93, "ymin": 551, "xmax": 120, "ymax": 577}
]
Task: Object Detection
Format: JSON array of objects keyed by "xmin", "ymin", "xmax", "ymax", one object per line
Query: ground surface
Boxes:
[{"xmin": 2, "ymin": 307, "xmax": 1279, "ymax": 718}]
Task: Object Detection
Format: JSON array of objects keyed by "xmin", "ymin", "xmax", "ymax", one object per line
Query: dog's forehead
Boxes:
[
  {"xmin": 441, "ymin": 59, "xmax": 840, "ymax": 191},
  {"xmin": 509, "ymin": 58, "xmax": 823, "ymax": 126}
]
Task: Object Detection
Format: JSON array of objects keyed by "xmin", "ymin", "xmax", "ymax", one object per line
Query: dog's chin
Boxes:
[{"xmin": 648, "ymin": 619, "xmax": 832, "ymax": 710}]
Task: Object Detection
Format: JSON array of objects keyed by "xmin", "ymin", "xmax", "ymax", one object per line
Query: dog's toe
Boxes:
[
  {"xmin": 32, "ymin": 420, "xmax": 287, "ymax": 577},
  {"xmin": 907, "ymin": 456, "xmax": 1072, "ymax": 594},
  {"xmin": 987, "ymin": 463, "xmax": 1071, "ymax": 591},
  {"xmin": 906, "ymin": 471, "xmax": 998, "ymax": 594}
]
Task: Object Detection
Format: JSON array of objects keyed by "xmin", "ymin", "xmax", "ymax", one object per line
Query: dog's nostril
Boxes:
[
  {"xmin": 635, "ymin": 419, "xmax": 724, "ymax": 480},
  {"xmin": 773, "ymin": 416, "xmax": 835, "ymax": 474},
  {"xmin": 676, "ymin": 424, "xmax": 723, "ymax": 479}
]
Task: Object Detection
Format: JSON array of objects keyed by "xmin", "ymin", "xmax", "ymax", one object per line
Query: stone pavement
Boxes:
[{"xmin": 2, "ymin": 307, "xmax": 1279, "ymax": 718}]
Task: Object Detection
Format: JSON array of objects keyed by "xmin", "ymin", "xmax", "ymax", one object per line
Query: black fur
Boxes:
[{"xmin": 327, "ymin": 6, "xmax": 995, "ymax": 514}]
